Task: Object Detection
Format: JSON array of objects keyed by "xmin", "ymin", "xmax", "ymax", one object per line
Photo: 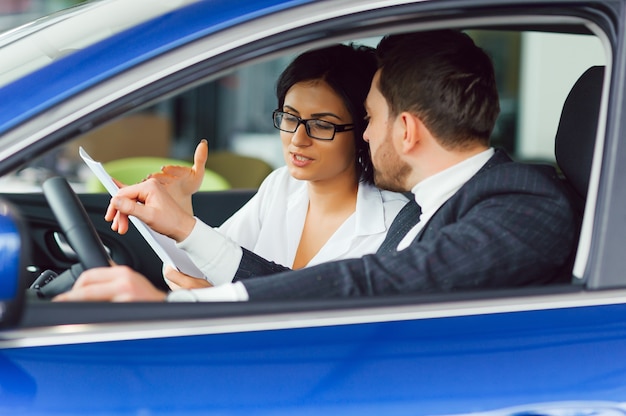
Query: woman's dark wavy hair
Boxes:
[{"xmin": 276, "ymin": 44, "xmax": 377, "ymax": 184}]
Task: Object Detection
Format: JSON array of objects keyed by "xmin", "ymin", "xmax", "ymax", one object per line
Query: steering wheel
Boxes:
[{"xmin": 42, "ymin": 176, "xmax": 112, "ymax": 270}]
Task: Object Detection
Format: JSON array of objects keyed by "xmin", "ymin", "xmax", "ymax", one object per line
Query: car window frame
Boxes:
[{"xmin": 0, "ymin": 0, "xmax": 623, "ymax": 333}]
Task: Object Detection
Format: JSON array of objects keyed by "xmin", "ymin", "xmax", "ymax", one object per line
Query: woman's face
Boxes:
[{"xmin": 280, "ymin": 80, "xmax": 357, "ymax": 184}]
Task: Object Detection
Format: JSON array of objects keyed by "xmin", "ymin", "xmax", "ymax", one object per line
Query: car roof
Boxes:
[{"xmin": 0, "ymin": 0, "xmax": 312, "ymax": 135}]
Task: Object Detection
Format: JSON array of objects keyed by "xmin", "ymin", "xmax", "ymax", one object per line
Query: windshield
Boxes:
[{"xmin": 0, "ymin": 0, "xmax": 200, "ymax": 88}]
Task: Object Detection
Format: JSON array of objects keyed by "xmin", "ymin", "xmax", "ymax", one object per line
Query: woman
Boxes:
[{"xmin": 111, "ymin": 44, "xmax": 408, "ymax": 287}]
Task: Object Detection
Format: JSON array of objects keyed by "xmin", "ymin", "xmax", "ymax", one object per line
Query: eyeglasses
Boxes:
[{"xmin": 272, "ymin": 110, "xmax": 354, "ymax": 141}]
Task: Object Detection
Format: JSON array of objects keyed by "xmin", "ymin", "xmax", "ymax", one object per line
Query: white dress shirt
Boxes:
[
  {"xmin": 396, "ymin": 148, "xmax": 495, "ymax": 250},
  {"xmin": 168, "ymin": 150, "xmax": 495, "ymax": 302},
  {"xmin": 169, "ymin": 166, "xmax": 407, "ymax": 298}
]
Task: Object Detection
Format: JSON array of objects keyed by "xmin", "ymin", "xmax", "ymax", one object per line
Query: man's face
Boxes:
[{"xmin": 363, "ymin": 71, "xmax": 411, "ymax": 192}]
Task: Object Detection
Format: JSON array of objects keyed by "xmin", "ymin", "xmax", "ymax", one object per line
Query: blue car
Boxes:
[{"xmin": 1, "ymin": 0, "xmax": 625, "ymax": 414}]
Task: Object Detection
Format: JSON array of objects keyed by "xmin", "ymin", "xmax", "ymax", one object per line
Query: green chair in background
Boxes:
[
  {"xmin": 86, "ymin": 157, "xmax": 231, "ymax": 193},
  {"xmin": 206, "ymin": 151, "xmax": 274, "ymax": 189}
]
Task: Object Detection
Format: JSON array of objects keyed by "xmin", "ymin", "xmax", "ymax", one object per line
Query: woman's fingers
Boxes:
[
  {"xmin": 193, "ymin": 139, "xmax": 209, "ymax": 174},
  {"xmin": 164, "ymin": 265, "xmax": 212, "ymax": 289}
]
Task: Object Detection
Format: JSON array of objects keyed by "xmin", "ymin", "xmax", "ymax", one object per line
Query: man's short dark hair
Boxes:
[{"xmin": 376, "ymin": 30, "xmax": 500, "ymax": 149}]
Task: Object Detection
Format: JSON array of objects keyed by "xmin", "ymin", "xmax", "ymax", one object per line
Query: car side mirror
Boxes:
[{"xmin": 0, "ymin": 199, "xmax": 29, "ymax": 328}]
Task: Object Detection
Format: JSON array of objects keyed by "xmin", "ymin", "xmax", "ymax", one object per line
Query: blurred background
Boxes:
[
  {"xmin": 0, "ymin": 0, "xmax": 86, "ymax": 32},
  {"xmin": 0, "ymin": 1, "xmax": 606, "ymax": 193}
]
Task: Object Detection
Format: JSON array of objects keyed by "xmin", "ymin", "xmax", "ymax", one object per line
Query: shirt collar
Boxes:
[
  {"xmin": 354, "ymin": 181, "xmax": 388, "ymax": 236},
  {"xmin": 411, "ymin": 148, "xmax": 495, "ymax": 218},
  {"xmin": 290, "ymin": 179, "xmax": 394, "ymax": 237}
]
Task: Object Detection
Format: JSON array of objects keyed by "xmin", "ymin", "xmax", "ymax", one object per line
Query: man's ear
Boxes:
[{"xmin": 398, "ymin": 111, "xmax": 423, "ymax": 154}]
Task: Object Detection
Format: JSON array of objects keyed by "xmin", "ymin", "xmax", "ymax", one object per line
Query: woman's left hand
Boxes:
[
  {"xmin": 148, "ymin": 139, "xmax": 209, "ymax": 215},
  {"xmin": 164, "ymin": 265, "xmax": 213, "ymax": 290}
]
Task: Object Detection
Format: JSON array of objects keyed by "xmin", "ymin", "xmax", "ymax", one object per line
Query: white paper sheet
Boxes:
[{"xmin": 79, "ymin": 147, "xmax": 205, "ymax": 278}]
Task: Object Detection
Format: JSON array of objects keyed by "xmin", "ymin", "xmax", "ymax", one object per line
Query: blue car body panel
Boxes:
[
  {"xmin": 0, "ymin": 0, "xmax": 311, "ymax": 135},
  {"xmin": 0, "ymin": 213, "xmax": 20, "ymax": 300},
  {"xmin": 2, "ymin": 304, "xmax": 626, "ymax": 414}
]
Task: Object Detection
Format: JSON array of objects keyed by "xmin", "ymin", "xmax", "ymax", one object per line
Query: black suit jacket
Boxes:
[{"xmin": 235, "ymin": 150, "xmax": 579, "ymax": 300}]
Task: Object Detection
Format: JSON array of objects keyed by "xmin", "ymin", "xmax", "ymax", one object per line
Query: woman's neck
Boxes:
[
  {"xmin": 292, "ymin": 171, "xmax": 359, "ymax": 270},
  {"xmin": 306, "ymin": 172, "xmax": 359, "ymax": 213}
]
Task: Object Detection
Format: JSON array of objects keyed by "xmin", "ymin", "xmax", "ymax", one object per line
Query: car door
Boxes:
[{"xmin": 2, "ymin": 0, "xmax": 626, "ymax": 415}]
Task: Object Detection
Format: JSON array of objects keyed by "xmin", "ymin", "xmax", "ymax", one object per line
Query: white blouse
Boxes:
[{"xmin": 177, "ymin": 166, "xmax": 408, "ymax": 285}]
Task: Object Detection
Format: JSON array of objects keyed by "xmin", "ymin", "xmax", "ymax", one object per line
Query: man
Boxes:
[{"xmin": 55, "ymin": 30, "xmax": 578, "ymax": 302}]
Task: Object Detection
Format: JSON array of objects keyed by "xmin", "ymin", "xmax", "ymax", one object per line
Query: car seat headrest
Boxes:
[{"xmin": 555, "ymin": 65, "xmax": 605, "ymax": 200}]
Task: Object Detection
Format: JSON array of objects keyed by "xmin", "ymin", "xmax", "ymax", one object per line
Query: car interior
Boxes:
[
  {"xmin": 555, "ymin": 66, "xmax": 604, "ymax": 217},
  {"xmin": 0, "ymin": 16, "xmax": 610, "ymax": 327}
]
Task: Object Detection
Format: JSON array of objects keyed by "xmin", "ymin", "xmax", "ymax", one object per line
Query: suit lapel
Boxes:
[
  {"xmin": 376, "ymin": 199, "xmax": 421, "ymax": 254},
  {"xmin": 415, "ymin": 149, "xmax": 512, "ymax": 242}
]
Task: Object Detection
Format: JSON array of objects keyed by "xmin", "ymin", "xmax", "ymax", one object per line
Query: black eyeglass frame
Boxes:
[{"xmin": 272, "ymin": 110, "xmax": 354, "ymax": 141}]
